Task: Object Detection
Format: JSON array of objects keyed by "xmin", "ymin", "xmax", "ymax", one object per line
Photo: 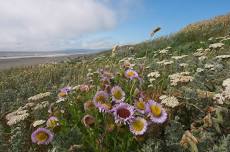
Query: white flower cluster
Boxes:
[
  {"xmin": 169, "ymin": 72, "xmax": 194, "ymax": 86},
  {"xmin": 216, "ymin": 35, "xmax": 230, "ymax": 42},
  {"xmin": 216, "ymin": 36, "xmax": 226, "ymax": 40},
  {"xmin": 204, "ymin": 64, "xmax": 214, "ymax": 69},
  {"xmin": 56, "ymin": 98, "xmax": 65, "ymax": 103},
  {"xmin": 198, "ymin": 56, "xmax": 207, "ymax": 61},
  {"xmin": 222, "ymin": 78, "xmax": 230, "ymax": 100},
  {"xmin": 213, "ymin": 93, "xmax": 225, "ymax": 104},
  {"xmin": 213, "ymin": 78, "xmax": 230, "ymax": 104},
  {"xmin": 204, "ymin": 63, "xmax": 223, "ymax": 71},
  {"xmin": 209, "ymin": 42, "xmax": 224, "ymax": 49},
  {"xmin": 159, "ymin": 49, "xmax": 169, "ymax": 54},
  {"xmin": 147, "ymin": 71, "xmax": 160, "ymax": 78},
  {"xmin": 6, "ymin": 109, "xmax": 29, "ymax": 126},
  {"xmin": 24, "ymin": 102, "xmax": 36, "ymax": 109},
  {"xmin": 123, "ymin": 60, "xmax": 135, "ymax": 69},
  {"xmin": 159, "ymin": 95, "xmax": 179, "ymax": 108},
  {"xmin": 6, "ymin": 91, "xmax": 53, "ymax": 126},
  {"xmin": 32, "ymin": 120, "xmax": 46, "ymax": 127},
  {"xmin": 147, "ymin": 71, "xmax": 160, "ymax": 83},
  {"xmin": 86, "ymin": 68, "xmax": 96, "ymax": 83},
  {"xmin": 208, "ymin": 37, "xmax": 214, "ymax": 41},
  {"xmin": 196, "ymin": 48, "xmax": 204, "ymax": 52},
  {"xmin": 119, "ymin": 57, "xmax": 135, "ymax": 63},
  {"xmin": 33, "ymin": 101, "xmax": 49, "ymax": 111},
  {"xmin": 223, "ymin": 78, "xmax": 230, "ymax": 89},
  {"xmin": 5, "ymin": 99, "xmax": 41, "ymax": 126},
  {"xmin": 193, "ymin": 48, "xmax": 204, "ymax": 57},
  {"xmin": 119, "ymin": 57, "xmax": 136, "ymax": 69},
  {"xmin": 215, "ymin": 55, "xmax": 230, "ymax": 60},
  {"xmin": 171, "ymin": 55, "xmax": 188, "ymax": 60},
  {"xmin": 28, "ymin": 92, "xmax": 51, "ymax": 101},
  {"xmin": 157, "ymin": 60, "xmax": 174, "ymax": 65},
  {"xmin": 220, "ymin": 37, "xmax": 230, "ymax": 42}
]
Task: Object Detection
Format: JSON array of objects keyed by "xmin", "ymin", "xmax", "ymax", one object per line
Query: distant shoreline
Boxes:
[
  {"xmin": 0, "ymin": 50, "xmax": 110, "ymax": 71},
  {"xmin": 0, "ymin": 54, "xmax": 81, "ymax": 70}
]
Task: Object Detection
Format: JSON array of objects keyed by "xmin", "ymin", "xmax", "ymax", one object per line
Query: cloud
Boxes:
[
  {"xmin": 81, "ymin": 36, "xmax": 114, "ymax": 49},
  {"xmin": 0, "ymin": 0, "xmax": 117, "ymax": 51}
]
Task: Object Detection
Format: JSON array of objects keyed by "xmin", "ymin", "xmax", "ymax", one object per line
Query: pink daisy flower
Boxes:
[
  {"xmin": 46, "ymin": 116, "xmax": 60, "ymax": 129},
  {"xmin": 146, "ymin": 100, "xmax": 167, "ymax": 124},
  {"xmin": 125, "ymin": 69, "xmax": 139, "ymax": 80},
  {"xmin": 111, "ymin": 86, "xmax": 125, "ymax": 102},
  {"xmin": 31, "ymin": 128, "xmax": 53, "ymax": 145},
  {"xmin": 93, "ymin": 91, "xmax": 111, "ymax": 113},
  {"xmin": 112, "ymin": 103, "xmax": 135, "ymax": 124},
  {"xmin": 129, "ymin": 117, "xmax": 148, "ymax": 135}
]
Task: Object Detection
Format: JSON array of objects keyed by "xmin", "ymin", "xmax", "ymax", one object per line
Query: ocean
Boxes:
[{"xmin": 0, "ymin": 49, "xmax": 103, "ymax": 60}]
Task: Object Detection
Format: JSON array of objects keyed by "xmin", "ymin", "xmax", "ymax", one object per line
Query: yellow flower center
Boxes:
[
  {"xmin": 58, "ymin": 92, "xmax": 66, "ymax": 97},
  {"xmin": 127, "ymin": 71, "xmax": 135, "ymax": 77},
  {"xmin": 132, "ymin": 119, "xmax": 144, "ymax": 132},
  {"xmin": 136, "ymin": 101, "xmax": 145, "ymax": 110},
  {"xmin": 150, "ymin": 105, "xmax": 161, "ymax": 117},
  {"xmin": 96, "ymin": 95, "xmax": 107, "ymax": 103},
  {"xmin": 48, "ymin": 120, "xmax": 58, "ymax": 128},
  {"xmin": 36, "ymin": 132, "xmax": 48, "ymax": 142},
  {"xmin": 113, "ymin": 90, "xmax": 122, "ymax": 100},
  {"xmin": 101, "ymin": 103, "xmax": 112, "ymax": 110}
]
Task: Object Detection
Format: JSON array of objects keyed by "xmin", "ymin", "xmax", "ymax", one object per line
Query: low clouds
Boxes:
[
  {"xmin": 0, "ymin": 0, "xmax": 117, "ymax": 51},
  {"xmin": 81, "ymin": 37, "xmax": 114, "ymax": 49}
]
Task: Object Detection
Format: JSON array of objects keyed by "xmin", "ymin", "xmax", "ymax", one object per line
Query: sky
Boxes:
[{"xmin": 0, "ymin": 0, "xmax": 230, "ymax": 52}]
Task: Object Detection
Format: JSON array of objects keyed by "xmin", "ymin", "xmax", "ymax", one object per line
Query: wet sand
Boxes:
[
  {"xmin": 0, "ymin": 50, "xmax": 110, "ymax": 71},
  {"xmin": 0, "ymin": 55, "xmax": 80, "ymax": 70}
]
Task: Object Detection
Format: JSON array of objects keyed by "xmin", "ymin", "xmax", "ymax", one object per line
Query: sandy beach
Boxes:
[{"xmin": 0, "ymin": 55, "xmax": 80, "ymax": 70}]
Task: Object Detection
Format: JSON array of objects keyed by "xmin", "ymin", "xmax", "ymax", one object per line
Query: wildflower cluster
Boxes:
[
  {"xmin": 92, "ymin": 69, "xmax": 167, "ymax": 135},
  {"xmin": 1, "ymin": 15, "xmax": 230, "ymax": 152},
  {"xmin": 169, "ymin": 72, "xmax": 194, "ymax": 86},
  {"xmin": 31, "ymin": 116, "xmax": 60, "ymax": 145}
]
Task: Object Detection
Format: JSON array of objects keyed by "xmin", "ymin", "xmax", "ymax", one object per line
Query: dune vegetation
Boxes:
[{"xmin": 0, "ymin": 13, "xmax": 230, "ymax": 152}]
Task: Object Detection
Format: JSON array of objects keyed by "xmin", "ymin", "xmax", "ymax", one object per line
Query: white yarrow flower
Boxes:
[
  {"xmin": 169, "ymin": 72, "xmax": 193, "ymax": 86},
  {"xmin": 33, "ymin": 120, "xmax": 46, "ymax": 127},
  {"xmin": 172, "ymin": 55, "xmax": 188, "ymax": 60},
  {"xmin": 213, "ymin": 93, "xmax": 225, "ymax": 105},
  {"xmin": 6, "ymin": 110, "xmax": 29, "ymax": 126},
  {"xmin": 223, "ymin": 78, "xmax": 230, "ymax": 89},
  {"xmin": 209, "ymin": 42, "xmax": 224, "ymax": 49},
  {"xmin": 215, "ymin": 55, "xmax": 230, "ymax": 60},
  {"xmin": 28, "ymin": 92, "xmax": 51, "ymax": 101},
  {"xmin": 160, "ymin": 95, "xmax": 179, "ymax": 108},
  {"xmin": 147, "ymin": 71, "xmax": 160, "ymax": 78}
]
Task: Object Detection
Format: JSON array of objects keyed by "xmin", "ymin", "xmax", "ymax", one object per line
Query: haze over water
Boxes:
[{"xmin": 0, "ymin": 50, "xmax": 102, "ymax": 60}]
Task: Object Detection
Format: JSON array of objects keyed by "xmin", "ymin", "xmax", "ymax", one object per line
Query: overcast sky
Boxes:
[{"xmin": 0, "ymin": 0, "xmax": 230, "ymax": 52}]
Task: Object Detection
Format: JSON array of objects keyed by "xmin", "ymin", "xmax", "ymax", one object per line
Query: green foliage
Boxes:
[
  {"xmin": 212, "ymin": 135, "xmax": 230, "ymax": 152},
  {"xmin": 9, "ymin": 125, "xmax": 29, "ymax": 152},
  {"xmin": 164, "ymin": 119, "xmax": 185, "ymax": 151},
  {"xmin": 140, "ymin": 138, "xmax": 164, "ymax": 152}
]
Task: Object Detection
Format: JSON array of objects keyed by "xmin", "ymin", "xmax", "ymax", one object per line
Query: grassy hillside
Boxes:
[{"xmin": 0, "ymin": 13, "xmax": 230, "ymax": 152}]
